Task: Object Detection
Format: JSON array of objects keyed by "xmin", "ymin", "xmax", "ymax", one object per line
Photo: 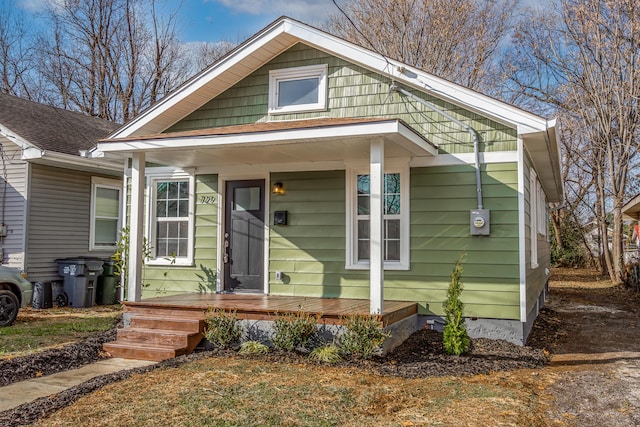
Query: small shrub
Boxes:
[
  {"xmin": 442, "ymin": 254, "xmax": 471, "ymax": 356},
  {"xmin": 239, "ymin": 340, "xmax": 269, "ymax": 355},
  {"xmin": 338, "ymin": 314, "xmax": 390, "ymax": 359},
  {"xmin": 204, "ymin": 308, "xmax": 243, "ymax": 349},
  {"xmin": 271, "ymin": 311, "xmax": 319, "ymax": 352},
  {"xmin": 309, "ymin": 344, "xmax": 342, "ymax": 364}
]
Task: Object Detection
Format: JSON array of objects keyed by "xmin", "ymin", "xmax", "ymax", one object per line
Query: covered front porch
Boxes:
[{"xmin": 95, "ymin": 117, "xmax": 437, "ymax": 315}]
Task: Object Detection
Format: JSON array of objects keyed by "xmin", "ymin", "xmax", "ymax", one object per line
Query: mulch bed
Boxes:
[{"xmin": 0, "ymin": 316, "xmax": 555, "ymax": 426}]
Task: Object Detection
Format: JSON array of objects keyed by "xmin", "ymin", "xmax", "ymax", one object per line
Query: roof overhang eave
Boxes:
[
  {"xmin": 622, "ymin": 193, "xmax": 640, "ymax": 221},
  {"xmin": 95, "ymin": 120, "xmax": 437, "ymax": 160},
  {"xmin": 522, "ymin": 121, "xmax": 563, "ymax": 203}
]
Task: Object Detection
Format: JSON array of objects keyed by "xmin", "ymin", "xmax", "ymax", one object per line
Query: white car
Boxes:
[{"xmin": 0, "ymin": 266, "xmax": 33, "ymax": 327}]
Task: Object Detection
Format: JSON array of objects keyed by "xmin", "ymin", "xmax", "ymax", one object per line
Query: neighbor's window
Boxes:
[
  {"xmin": 90, "ymin": 177, "xmax": 122, "ymax": 250},
  {"xmin": 148, "ymin": 176, "xmax": 194, "ymax": 265},
  {"xmin": 346, "ymin": 164, "xmax": 409, "ymax": 270},
  {"xmin": 268, "ymin": 64, "xmax": 328, "ymax": 114}
]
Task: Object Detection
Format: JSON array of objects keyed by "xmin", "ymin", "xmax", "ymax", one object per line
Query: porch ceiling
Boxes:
[{"xmin": 95, "ymin": 118, "xmax": 437, "ymax": 168}]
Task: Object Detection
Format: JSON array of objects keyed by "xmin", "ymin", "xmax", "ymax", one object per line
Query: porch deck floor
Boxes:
[{"xmin": 125, "ymin": 294, "xmax": 418, "ymax": 326}]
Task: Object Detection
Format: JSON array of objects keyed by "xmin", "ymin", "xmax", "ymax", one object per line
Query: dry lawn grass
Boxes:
[
  {"xmin": 35, "ymin": 357, "xmax": 548, "ymax": 427},
  {"xmin": 549, "ymin": 267, "xmax": 612, "ymax": 289},
  {"xmin": 0, "ymin": 305, "xmax": 121, "ymax": 357}
]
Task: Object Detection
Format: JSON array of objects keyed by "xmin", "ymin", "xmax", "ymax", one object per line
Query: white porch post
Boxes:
[
  {"xmin": 370, "ymin": 138, "xmax": 384, "ymax": 314},
  {"xmin": 128, "ymin": 152, "xmax": 145, "ymax": 302}
]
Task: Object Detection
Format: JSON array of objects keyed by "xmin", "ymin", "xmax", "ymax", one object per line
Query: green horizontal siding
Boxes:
[
  {"xmin": 167, "ymin": 43, "xmax": 517, "ymax": 154},
  {"xmin": 524, "ymin": 155, "xmax": 550, "ymax": 316},
  {"xmin": 141, "ymin": 174, "xmax": 219, "ymax": 297},
  {"xmin": 267, "ymin": 164, "xmax": 521, "ymax": 319}
]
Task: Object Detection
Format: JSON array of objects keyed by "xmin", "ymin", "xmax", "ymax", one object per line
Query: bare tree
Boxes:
[
  {"xmin": 327, "ymin": 0, "xmax": 518, "ymax": 94},
  {"xmin": 0, "ymin": 2, "xmax": 36, "ymax": 98},
  {"xmin": 34, "ymin": 0, "xmax": 190, "ymax": 122},
  {"xmin": 507, "ymin": 0, "xmax": 640, "ymax": 282}
]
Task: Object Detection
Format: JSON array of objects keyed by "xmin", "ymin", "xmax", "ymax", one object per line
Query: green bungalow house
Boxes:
[{"xmin": 95, "ymin": 17, "xmax": 562, "ymax": 355}]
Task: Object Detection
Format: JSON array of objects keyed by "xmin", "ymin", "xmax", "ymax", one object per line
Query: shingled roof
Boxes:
[{"xmin": 0, "ymin": 93, "xmax": 118, "ymax": 156}]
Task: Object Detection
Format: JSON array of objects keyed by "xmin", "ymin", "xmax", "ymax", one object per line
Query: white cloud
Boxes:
[
  {"xmin": 207, "ymin": 0, "xmax": 338, "ymax": 23},
  {"xmin": 18, "ymin": 0, "xmax": 64, "ymax": 13}
]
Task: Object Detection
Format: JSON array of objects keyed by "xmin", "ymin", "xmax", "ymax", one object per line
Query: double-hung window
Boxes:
[
  {"xmin": 530, "ymin": 169, "xmax": 539, "ymax": 269},
  {"xmin": 268, "ymin": 64, "xmax": 328, "ymax": 114},
  {"xmin": 346, "ymin": 162, "xmax": 409, "ymax": 270},
  {"xmin": 147, "ymin": 172, "xmax": 194, "ymax": 265},
  {"xmin": 90, "ymin": 177, "xmax": 122, "ymax": 250}
]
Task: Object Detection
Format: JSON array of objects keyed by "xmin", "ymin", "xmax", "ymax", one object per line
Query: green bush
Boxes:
[
  {"xmin": 309, "ymin": 344, "xmax": 342, "ymax": 364},
  {"xmin": 239, "ymin": 340, "xmax": 269, "ymax": 355},
  {"xmin": 442, "ymin": 255, "xmax": 470, "ymax": 356},
  {"xmin": 550, "ymin": 216, "xmax": 589, "ymax": 267},
  {"xmin": 271, "ymin": 311, "xmax": 319, "ymax": 352},
  {"xmin": 204, "ymin": 308, "xmax": 243, "ymax": 349},
  {"xmin": 338, "ymin": 314, "xmax": 389, "ymax": 359}
]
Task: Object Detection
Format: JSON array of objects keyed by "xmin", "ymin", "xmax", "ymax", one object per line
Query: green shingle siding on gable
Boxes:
[
  {"xmin": 168, "ymin": 44, "xmax": 517, "ymax": 153},
  {"xmin": 268, "ymin": 164, "xmax": 520, "ymax": 320}
]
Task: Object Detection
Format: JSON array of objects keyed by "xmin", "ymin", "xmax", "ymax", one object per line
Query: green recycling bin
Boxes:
[{"xmin": 97, "ymin": 259, "xmax": 119, "ymax": 305}]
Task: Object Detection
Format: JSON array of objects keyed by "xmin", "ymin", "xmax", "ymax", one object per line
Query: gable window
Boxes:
[
  {"xmin": 147, "ymin": 172, "xmax": 195, "ymax": 265},
  {"xmin": 90, "ymin": 177, "xmax": 122, "ymax": 250},
  {"xmin": 346, "ymin": 162, "xmax": 409, "ymax": 270},
  {"xmin": 268, "ymin": 64, "xmax": 328, "ymax": 114}
]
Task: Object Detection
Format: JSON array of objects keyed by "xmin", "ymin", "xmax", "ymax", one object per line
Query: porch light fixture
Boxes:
[{"xmin": 272, "ymin": 182, "xmax": 284, "ymax": 195}]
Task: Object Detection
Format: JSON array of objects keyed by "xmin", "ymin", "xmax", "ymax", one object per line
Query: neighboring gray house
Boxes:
[{"xmin": 0, "ymin": 94, "xmax": 122, "ymax": 282}]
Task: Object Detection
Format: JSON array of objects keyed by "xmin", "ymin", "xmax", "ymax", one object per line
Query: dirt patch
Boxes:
[{"xmin": 537, "ymin": 268, "xmax": 640, "ymax": 427}]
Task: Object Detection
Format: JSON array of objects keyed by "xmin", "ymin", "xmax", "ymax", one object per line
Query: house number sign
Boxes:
[{"xmin": 199, "ymin": 196, "xmax": 216, "ymax": 205}]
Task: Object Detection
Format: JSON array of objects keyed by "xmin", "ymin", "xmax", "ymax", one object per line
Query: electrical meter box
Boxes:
[{"xmin": 470, "ymin": 209, "xmax": 490, "ymax": 236}]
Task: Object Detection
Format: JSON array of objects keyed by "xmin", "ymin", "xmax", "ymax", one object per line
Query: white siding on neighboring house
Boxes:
[
  {"xmin": 0, "ymin": 141, "xmax": 27, "ymax": 269},
  {"xmin": 26, "ymin": 164, "xmax": 118, "ymax": 282}
]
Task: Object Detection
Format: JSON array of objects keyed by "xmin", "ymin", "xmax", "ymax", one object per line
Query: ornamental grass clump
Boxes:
[
  {"xmin": 204, "ymin": 308, "xmax": 243, "ymax": 349},
  {"xmin": 309, "ymin": 343, "xmax": 342, "ymax": 364},
  {"xmin": 443, "ymin": 254, "xmax": 471, "ymax": 356},
  {"xmin": 272, "ymin": 311, "xmax": 319, "ymax": 352},
  {"xmin": 239, "ymin": 340, "xmax": 269, "ymax": 355},
  {"xmin": 338, "ymin": 314, "xmax": 390, "ymax": 359}
]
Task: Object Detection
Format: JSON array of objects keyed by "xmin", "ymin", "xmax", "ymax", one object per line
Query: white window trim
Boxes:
[
  {"xmin": 346, "ymin": 159, "xmax": 410, "ymax": 270},
  {"xmin": 268, "ymin": 64, "xmax": 328, "ymax": 114},
  {"xmin": 530, "ymin": 169, "xmax": 539, "ymax": 269},
  {"xmin": 145, "ymin": 170, "xmax": 195, "ymax": 266},
  {"xmin": 536, "ymin": 181, "xmax": 547, "ymax": 237},
  {"xmin": 90, "ymin": 176, "xmax": 122, "ymax": 251}
]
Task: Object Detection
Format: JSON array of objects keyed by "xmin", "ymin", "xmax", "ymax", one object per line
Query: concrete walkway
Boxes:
[{"xmin": 0, "ymin": 358, "xmax": 155, "ymax": 412}]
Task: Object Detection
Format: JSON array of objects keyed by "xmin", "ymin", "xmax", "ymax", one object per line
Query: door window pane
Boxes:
[{"xmin": 234, "ymin": 187, "xmax": 260, "ymax": 211}]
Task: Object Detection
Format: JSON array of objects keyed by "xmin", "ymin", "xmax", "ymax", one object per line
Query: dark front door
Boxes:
[{"xmin": 224, "ymin": 180, "xmax": 265, "ymax": 292}]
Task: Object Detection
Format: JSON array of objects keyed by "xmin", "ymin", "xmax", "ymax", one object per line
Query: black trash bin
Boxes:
[
  {"xmin": 97, "ymin": 259, "xmax": 119, "ymax": 305},
  {"xmin": 51, "ymin": 280, "xmax": 65, "ymax": 307},
  {"xmin": 55, "ymin": 258, "xmax": 104, "ymax": 307},
  {"xmin": 32, "ymin": 282, "xmax": 52, "ymax": 309}
]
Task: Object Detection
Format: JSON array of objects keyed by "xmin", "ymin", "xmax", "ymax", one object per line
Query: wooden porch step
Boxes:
[
  {"xmin": 103, "ymin": 307, "xmax": 207, "ymax": 362},
  {"xmin": 103, "ymin": 341, "xmax": 192, "ymax": 362},
  {"xmin": 116, "ymin": 328, "xmax": 203, "ymax": 348},
  {"xmin": 129, "ymin": 315, "xmax": 204, "ymax": 333}
]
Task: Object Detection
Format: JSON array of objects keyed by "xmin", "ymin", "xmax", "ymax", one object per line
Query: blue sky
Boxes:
[
  {"xmin": 176, "ymin": 0, "xmax": 340, "ymax": 42},
  {"xmin": 16, "ymin": 0, "xmax": 340, "ymax": 43}
]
